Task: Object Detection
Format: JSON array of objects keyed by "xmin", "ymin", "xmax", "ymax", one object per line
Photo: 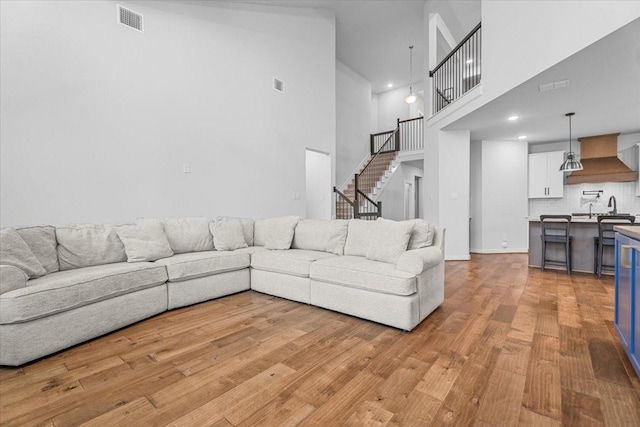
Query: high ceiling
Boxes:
[
  {"xmin": 445, "ymin": 18, "xmax": 640, "ymax": 144},
  {"xmin": 234, "ymin": 0, "xmax": 427, "ymax": 94}
]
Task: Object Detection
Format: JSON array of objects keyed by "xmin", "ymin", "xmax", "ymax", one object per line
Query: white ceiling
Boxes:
[
  {"xmin": 445, "ymin": 18, "xmax": 640, "ymax": 144},
  {"xmin": 234, "ymin": 0, "xmax": 426, "ymax": 94}
]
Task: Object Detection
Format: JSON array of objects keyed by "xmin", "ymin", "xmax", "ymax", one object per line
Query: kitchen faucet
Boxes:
[{"xmin": 608, "ymin": 195, "xmax": 617, "ymax": 215}]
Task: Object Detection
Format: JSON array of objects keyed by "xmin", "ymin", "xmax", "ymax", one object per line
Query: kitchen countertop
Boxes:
[
  {"xmin": 529, "ymin": 215, "xmax": 640, "ymax": 223},
  {"xmin": 615, "ymin": 225, "xmax": 640, "ymax": 240}
]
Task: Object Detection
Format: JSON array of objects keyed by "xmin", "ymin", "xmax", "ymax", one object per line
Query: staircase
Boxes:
[
  {"xmin": 336, "ymin": 152, "xmax": 399, "ymax": 219},
  {"xmin": 334, "ymin": 116, "xmax": 423, "ymax": 220}
]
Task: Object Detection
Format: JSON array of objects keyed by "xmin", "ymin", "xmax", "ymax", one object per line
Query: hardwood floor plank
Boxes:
[
  {"xmin": 475, "ymin": 367, "xmax": 526, "ymax": 426},
  {"xmin": 522, "ymin": 334, "xmax": 562, "ymax": 421}
]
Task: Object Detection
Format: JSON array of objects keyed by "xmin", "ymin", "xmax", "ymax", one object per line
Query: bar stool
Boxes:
[
  {"xmin": 540, "ymin": 215, "xmax": 572, "ymax": 275},
  {"xmin": 594, "ymin": 215, "xmax": 635, "ymax": 277}
]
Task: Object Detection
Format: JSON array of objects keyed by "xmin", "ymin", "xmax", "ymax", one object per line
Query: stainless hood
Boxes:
[{"xmin": 566, "ymin": 133, "xmax": 637, "ymax": 184}]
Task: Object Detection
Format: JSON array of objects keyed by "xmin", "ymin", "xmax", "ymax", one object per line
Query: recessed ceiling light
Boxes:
[
  {"xmin": 387, "ymin": 83, "xmax": 393, "ymax": 88},
  {"xmin": 518, "ymin": 135, "xmax": 527, "ymax": 140},
  {"xmin": 508, "ymin": 115, "xmax": 519, "ymax": 121}
]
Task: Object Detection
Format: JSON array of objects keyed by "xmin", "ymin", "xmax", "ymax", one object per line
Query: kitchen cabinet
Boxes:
[
  {"xmin": 615, "ymin": 231, "xmax": 640, "ymax": 377},
  {"xmin": 528, "ymin": 151, "xmax": 564, "ymax": 198}
]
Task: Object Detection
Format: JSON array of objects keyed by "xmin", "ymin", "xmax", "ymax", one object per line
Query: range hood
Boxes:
[{"xmin": 566, "ymin": 133, "xmax": 637, "ymax": 184}]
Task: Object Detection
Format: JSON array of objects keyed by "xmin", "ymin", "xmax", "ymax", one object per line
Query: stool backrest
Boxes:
[
  {"xmin": 540, "ymin": 215, "xmax": 571, "ymax": 238},
  {"xmin": 598, "ymin": 215, "xmax": 635, "ymax": 244}
]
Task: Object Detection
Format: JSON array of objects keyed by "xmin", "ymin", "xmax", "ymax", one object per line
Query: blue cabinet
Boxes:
[{"xmin": 615, "ymin": 232, "xmax": 640, "ymax": 377}]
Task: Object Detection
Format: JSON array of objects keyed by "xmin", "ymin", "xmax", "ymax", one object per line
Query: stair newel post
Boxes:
[
  {"xmin": 354, "ymin": 173, "xmax": 360, "ymax": 219},
  {"xmin": 370, "ymin": 134, "xmax": 375, "ymax": 155},
  {"xmin": 377, "ymin": 201, "xmax": 382, "ymax": 218},
  {"xmin": 395, "ymin": 118, "xmax": 401, "ymax": 152}
]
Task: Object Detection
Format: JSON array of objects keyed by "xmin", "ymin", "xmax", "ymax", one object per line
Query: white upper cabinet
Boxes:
[{"xmin": 528, "ymin": 151, "xmax": 565, "ymax": 198}]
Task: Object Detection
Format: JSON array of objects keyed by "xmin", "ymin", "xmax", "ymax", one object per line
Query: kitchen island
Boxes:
[{"xmin": 529, "ymin": 216, "xmax": 618, "ymax": 274}]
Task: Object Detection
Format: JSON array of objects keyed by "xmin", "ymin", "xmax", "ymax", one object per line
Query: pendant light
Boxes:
[
  {"xmin": 404, "ymin": 45, "xmax": 417, "ymax": 104},
  {"xmin": 559, "ymin": 112, "xmax": 583, "ymax": 172}
]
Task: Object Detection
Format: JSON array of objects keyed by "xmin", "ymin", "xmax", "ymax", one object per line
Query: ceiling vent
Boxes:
[
  {"xmin": 539, "ymin": 79, "xmax": 569, "ymax": 92},
  {"xmin": 118, "ymin": 5, "xmax": 143, "ymax": 33},
  {"xmin": 273, "ymin": 77, "xmax": 285, "ymax": 93}
]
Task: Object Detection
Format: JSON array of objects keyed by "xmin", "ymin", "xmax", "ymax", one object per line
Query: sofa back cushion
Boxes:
[
  {"xmin": 0, "ymin": 228, "xmax": 47, "ymax": 279},
  {"xmin": 292, "ymin": 219, "xmax": 348, "ymax": 255},
  {"xmin": 56, "ymin": 224, "xmax": 127, "ymax": 270},
  {"xmin": 214, "ymin": 217, "xmax": 254, "ymax": 246},
  {"xmin": 162, "ymin": 217, "xmax": 214, "ymax": 254},
  {"xmin": 116, "ymin": 219, "xmax": 174, "ymax": 262},
  {"xmin": 343, "ymin": 220, "xmax": 377, "ymax": 257},
  {"xmin": 16, "ymin": 226, "xmax": 59, "ymax": 273},
  {"xmin": 254, "ymin": 216, "xmax": 300, "ymax": 250}
]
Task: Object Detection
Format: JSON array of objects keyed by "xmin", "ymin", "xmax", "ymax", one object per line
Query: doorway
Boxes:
[{"xmin": 305, "ymin": 149, "xmax": 331, "ymax": 219}]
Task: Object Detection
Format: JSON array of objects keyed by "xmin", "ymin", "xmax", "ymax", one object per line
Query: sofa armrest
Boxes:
[
  {"xmin": 0, "ymin": 265, "xmax": 28, "ymax": 294},
  {"xmin": 396, "ymin": 246, "xmax": 443, "ymax": 275}
]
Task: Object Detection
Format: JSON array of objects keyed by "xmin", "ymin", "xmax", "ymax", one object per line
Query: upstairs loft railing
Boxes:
[
  {"xmin": 371, "ymin": 117, "xmax": 424, "ymax": 154},
  {"xmin": 429, "ymin": 22, "xmax": 481, "ymax": 114}
]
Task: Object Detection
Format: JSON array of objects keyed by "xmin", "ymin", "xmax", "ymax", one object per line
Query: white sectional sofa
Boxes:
[{"xmin": 0, "ymin": 216, "xmax": 445, "ymax": 366}]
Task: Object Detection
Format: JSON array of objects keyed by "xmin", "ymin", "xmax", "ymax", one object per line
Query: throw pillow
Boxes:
[
  {"xmin": 210, "ymin": 220, "xmax": 248, "ymax": 251},
  {"xmin": 378, "ymin": 218, "xmax": 435, "ymax": 250},
  {"xmin": 0, "ymin": 228, "xmax": 47, "ymax": 279},
  {"xmin": 162, "ymin": 217, "xmax": 214, "ymax": 254},
  {"xmin": 214, "ymin": 217, "xmax": 254, "ymax": 246},
  {"xmin": 366, "ymin": 219, "xmax": 413, "ymax": 264},
  {"xmin": 56, "ymin": 224, "xmax": 127, "ymax": 270},
  {"xmin": 16, "ymin": 225, "xmax": 60, "ymax": 273},
  {"xmin": 292, "ymin": 219, "xmax": 349, "ymax": 255},
  {"xmin": 254, "ymin": 216, "xmax": 300, "ymax": 250},
  {"xmin": 343, "ymin": 220, "xmax": 376, "ymax": 256},
  {"xmin": 116, "ymin": 219, "xmax": 174, "ymax": 262}
]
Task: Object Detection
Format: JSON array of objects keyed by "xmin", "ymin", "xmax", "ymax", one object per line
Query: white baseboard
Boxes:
[
  {"xmin": 470, "ymin": 248, "xmax": 528, "ymax": 254},
  {"xmin": 445, "ymin": 255, "xmax": 471, "ymax": 261}
]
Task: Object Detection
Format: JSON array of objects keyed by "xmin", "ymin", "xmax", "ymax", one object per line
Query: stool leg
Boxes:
[
  {"xmin": 567, "ymin": 240, "xmax": 571, "ymax": 275},
  {"xmin": 597, "ymin": 242, "xmax": 603, "ymax": 278},
  {"xmin": 541, "ymin": 237, "xmax": 545, "ymax": 271}
]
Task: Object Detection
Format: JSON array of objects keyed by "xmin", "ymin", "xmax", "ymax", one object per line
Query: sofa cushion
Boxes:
[
  {"xmin": 310, "ymin": 256, "xmax": 417, "ymax": 296},
  {"xmin": 0, "ymin": 265, "xmax": 28, "ymax": 294},
  {"xmin": 0, "ymin": 228, "xmax": 47, "ymax": 279},
  {"xmin": 162, "ymin": 217, "xmax": 214, "ymax": 254},
  {"xmin": 251, "ymin": 249, "xmax": 337, "ymax": 278},
  {"xmin": 0, "ymin": 262, "xmax": 168, "ymax": 324},
  {"xmin": 209, "ymin": 220, "xmax": 248, "ymax": 251},
  {"xmin": 254, "ymin": 216, "xmax": 300, "ymax": 250},
  {"xmin": 215, "ymin": 217, "xmax": 254, "ymax": 246},
  {"xmin": 343, "ymin": 220, "xmax": 376, "ymax": 257},
  {"xmin": 56, "ymin": 224, "xmax": 127, "ymax": 271},
  {"xmin": 366, "ymin": 219, "xmax": 413, "ymax": 264},
  {"xmin": 154, "ymin": 251, "xmax": 249, "ymax": 282},
  {"xmin": 292, "ymin": 219, "xmax": 348, "ymax": 256},
  {"xmin": 406, "ymin": 219, "xmax": 435, "ymax": 250},
  {"xmin": 116, "ymin": 219, "xmax": 174, "ymax": 262},
  {"xmin": 16, "ymin": 226, "xmax": 59, "ymax": 273}
]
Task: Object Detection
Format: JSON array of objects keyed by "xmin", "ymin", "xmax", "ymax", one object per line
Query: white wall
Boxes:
[
  {"xmin": 375, "ymin": 84, "xmax": 424, "ymax": 133},
  {"xmin": 0, "ymin": 0, "xmax": 336, "ymax": 227},
  {"xmin": 336, "ymin": 60, "xmax": 373, "ymax": 188},
  {"xmin": 469, "ymin": 141, "xmax": 483, "ymax": 250},
  {"xmin": 377, "ymin": 163, "xmax": 424, "ymax": 221},
  {"xmin": 472, "ymin": 140, "xmax": 528, "ymax": 253},
  {"xmin": 437, "ymin": 130, "xmax": 470, "ymax": 260},
  {"xmin": 482, "ymin": 0, "xmax": 640, "ymax": 103}
]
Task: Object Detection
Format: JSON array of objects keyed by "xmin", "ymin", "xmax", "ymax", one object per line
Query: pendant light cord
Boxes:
[{"xmin": 409, "ymin": 45, "xmax": 413, "ymax": 93}]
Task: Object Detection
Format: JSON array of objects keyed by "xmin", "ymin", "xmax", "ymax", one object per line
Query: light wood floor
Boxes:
[{"xmin": 1, "ymin": 254, "xmax": 639, "ymax": 426}]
